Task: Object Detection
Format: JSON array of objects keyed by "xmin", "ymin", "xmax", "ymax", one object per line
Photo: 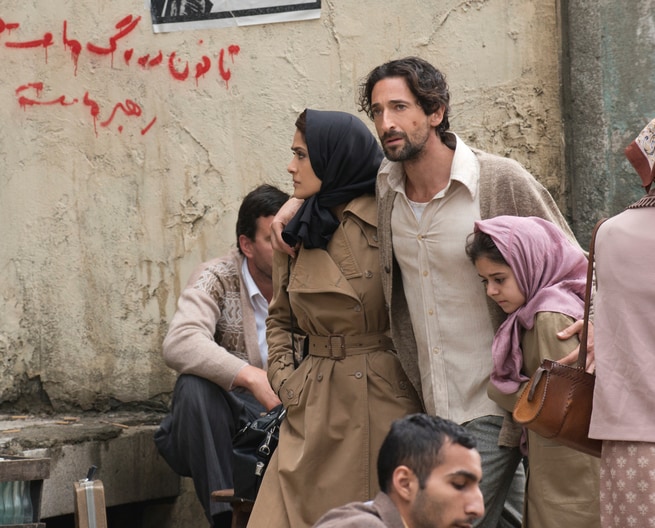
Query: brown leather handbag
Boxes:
[{"xmin": 512, "ymin": 219, "xmax": 606, "ymax": 458}]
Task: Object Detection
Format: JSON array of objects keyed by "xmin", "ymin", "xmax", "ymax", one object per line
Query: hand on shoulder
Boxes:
[{"xmin": 557, "ymin": 319, "xmax": 595, "ymax": 372}]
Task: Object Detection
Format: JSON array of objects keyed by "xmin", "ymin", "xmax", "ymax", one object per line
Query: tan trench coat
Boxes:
[{"xmin": 247, "ymin": 195, "xmax": 422, "ymax": 528}]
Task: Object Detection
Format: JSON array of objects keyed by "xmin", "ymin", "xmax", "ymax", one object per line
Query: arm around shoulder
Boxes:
[
  {"xmin": 523, "ymin": 312, "xmax": 580, "ymax": 372},
  {"xmin": 478, "ymin": 152, "xmax": 577, "ymax": 246},
  {"xmin": 271, "ymin": 197, "xmax": 304, "ymax": 256}
]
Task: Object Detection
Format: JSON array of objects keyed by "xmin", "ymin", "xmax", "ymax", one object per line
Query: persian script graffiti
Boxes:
[{"xmin": 0, "ymin": 14, "xmax": 241, "ymax": 136}]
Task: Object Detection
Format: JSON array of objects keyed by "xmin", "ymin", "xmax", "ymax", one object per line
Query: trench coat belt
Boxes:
[{"xmin": 307, "ymin": 333, "xmax": 394, "ymax": 360}]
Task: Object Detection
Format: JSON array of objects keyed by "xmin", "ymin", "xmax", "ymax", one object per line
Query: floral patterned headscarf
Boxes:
[{"xmin": 625, "ymin": 117, "xmax": 655, "ymax": 192}]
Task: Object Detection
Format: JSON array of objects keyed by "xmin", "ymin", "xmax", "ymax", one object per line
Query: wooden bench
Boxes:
[{"xmin": 211, "ymin": 489, "xmax": 254, "ymax": 528}]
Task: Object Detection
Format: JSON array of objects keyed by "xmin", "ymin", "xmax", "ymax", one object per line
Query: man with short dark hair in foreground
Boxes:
[{"xmin": 313, "ymin": 414, "xmax": 484, "ymax": 528}]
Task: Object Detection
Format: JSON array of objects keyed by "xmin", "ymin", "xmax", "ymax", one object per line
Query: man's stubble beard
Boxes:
[{"xmin": 381, "ymin": 130, "xmax": 430, "ymax": 162}]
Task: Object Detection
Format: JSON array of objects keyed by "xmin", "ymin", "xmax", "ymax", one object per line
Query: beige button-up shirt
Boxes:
[{"xmin": 388, "ymin": 136, "xmax": 502, "ymax": 423}]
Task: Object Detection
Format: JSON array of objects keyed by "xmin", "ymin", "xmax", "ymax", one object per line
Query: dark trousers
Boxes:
[{"xmin": 154, "ymin": 374, "xmax": 265, "ymax": 524}]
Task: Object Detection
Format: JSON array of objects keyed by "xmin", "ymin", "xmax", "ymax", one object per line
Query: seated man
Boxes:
[
  {"xmin": 313, "ymin": 414, "xmax": 484, "ymax": 528},
  {"xmin": 154, "ymin": 184, "xmax": 289, "ymax": 528}
]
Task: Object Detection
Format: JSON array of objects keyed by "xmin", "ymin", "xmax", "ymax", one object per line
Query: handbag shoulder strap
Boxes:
[{"xmin": 578, "ymin": 218, "xmax": 608, "ymax": 369}]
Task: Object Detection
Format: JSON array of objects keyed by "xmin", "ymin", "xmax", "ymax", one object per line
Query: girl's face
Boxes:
[
  {"xmin": 475, "ymin": 256, "xmax": 526, "ymax": 314},
  {"xmin": 287, "ymin": 129, "xmax": 322, "ymax": 200}
]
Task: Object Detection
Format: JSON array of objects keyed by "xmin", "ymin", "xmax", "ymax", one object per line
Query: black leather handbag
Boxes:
[{"xmin": 231, "ymin": 404, "xmax": 286, "ymax": 501}]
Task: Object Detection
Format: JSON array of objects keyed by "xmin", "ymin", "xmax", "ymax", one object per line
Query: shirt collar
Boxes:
[
  {"xmin": 241, "ymin": 257, "xmax": 265, "ymax": 303},
  {"xmin": 450, "ymin": 133, "xmax": 480, "ymax": 198},
  {"xmin": 386, "ymin": 133, "xmax": 480, "ymax": 200}
]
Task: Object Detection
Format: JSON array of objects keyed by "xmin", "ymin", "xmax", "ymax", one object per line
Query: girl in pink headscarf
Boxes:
[{"xmin": 466, "ymin": 215, "xmax": 600, "ymax": 528}]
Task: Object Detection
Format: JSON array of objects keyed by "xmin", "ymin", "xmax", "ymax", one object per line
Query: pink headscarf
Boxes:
[{"xmin": 473, "ymin": 216, "xmax": 588, "ymax": 394}]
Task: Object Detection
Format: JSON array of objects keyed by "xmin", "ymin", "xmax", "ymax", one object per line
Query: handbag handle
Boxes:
[{"xmin": 578, "ymin": 218, "xmax": 608, "ymax": 370}]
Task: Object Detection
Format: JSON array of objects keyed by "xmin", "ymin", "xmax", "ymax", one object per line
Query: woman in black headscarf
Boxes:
[{"xmin": 248, "ymin": 110, "xmax": 423, "ymax": 528}]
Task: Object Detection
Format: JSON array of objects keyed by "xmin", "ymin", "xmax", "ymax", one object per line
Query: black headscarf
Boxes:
[{"xmin": 282, "ymin": 109, "xmax": 383, "ymax": 250}]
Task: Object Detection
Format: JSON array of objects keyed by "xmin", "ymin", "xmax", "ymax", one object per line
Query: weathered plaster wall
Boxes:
[
  {"xmin": 0, "ymin": 0, "xmax": 565, "ymax": 410},
  {"xmin": 566, "ymin": 0, "xmax": 655, "ymax": 246}
]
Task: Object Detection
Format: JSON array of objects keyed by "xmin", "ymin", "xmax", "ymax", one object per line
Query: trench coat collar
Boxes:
[
  {"xmin": 342, "ymin": 192, "xmax": 377, "ymax": 228},
  {"xmin": 289, "ymin": 196, "xmax": 376, "ymax": 300}
]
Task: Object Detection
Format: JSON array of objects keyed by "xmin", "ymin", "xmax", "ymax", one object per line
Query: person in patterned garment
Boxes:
[
  {"xmin": 589, "ymin": 117, "xmax": 655, "ymax": 528},
  {"xmin": 154, "ymin": 184, "xmax": 289, "ymax": 528}
]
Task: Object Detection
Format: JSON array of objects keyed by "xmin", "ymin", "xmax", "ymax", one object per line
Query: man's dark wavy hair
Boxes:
[{"xmin": 358, "ymin": 56, "xmax": 451, "ymax": 142}]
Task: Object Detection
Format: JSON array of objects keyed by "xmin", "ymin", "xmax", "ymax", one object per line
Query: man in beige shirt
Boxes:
[{"xmin": 359, "ymin": 57, "xmax": 580, "ymax": 528}]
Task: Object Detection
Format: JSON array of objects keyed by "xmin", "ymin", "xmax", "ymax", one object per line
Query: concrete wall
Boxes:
[
  {"xmin": 0, "ymin": 1, "xmax": 565, "ymax": 409},
  {"xmin": 565, "ymin": 0, "xmax": 655, "ymax": 246}
]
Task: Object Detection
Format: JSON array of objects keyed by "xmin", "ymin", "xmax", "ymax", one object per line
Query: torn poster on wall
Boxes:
[{"xmin": 150, "ymin": 0, "xmax": 321, "ymax": 33}]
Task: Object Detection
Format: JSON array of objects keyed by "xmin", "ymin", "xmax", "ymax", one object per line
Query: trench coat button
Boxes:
[
  {"xmin": 286, "ymin": 389, "xmax": 295, "ymax": 399},
  {"xmin": 373, "ymin": 234, "xmax": 379, "ymax": 242},
  {"xmin": 365, "ymin": 270, "xmax": 373, "ymax": 278},
  {"xmin": 317, "ymin": 373, "xmax": 323, "ymax": 381},
  {"xmin": 354, "ymin": 305, "xmax": 362, "ymax": 312},
  {"xmin": 355, "ymin": 371, "xmax": 363, "ymax": 379},
  {"xmin": 384, "ymin": 266, "xmax": 391, "ymax": 273},
  {"xmin": 399, "ymin": 380, "xmax": 407, "ymax": 390}
]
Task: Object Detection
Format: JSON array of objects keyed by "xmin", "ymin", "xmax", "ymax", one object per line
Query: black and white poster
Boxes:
[{"xmin": 150, "ymin": 0, "xmax": 321, "ymax": 33}]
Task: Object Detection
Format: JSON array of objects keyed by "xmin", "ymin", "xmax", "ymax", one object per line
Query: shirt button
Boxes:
[
  {"xmin": 417, "ymin": 234, "xmax": 423, "ymax": 240},
  {"xmin": 355, "ymin": 371, "xmax": 363, "ymax": 379},
  {"xmin": 433, "ymin": 348, "xmax": 439, "ymax": 354},
  {"xmin": 423, "ymin": 270, "xmax": 428, "ymax": 277},
  {"xmin": 428, "ymin": 309, "xmax": 434, "ymax": 315}
]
